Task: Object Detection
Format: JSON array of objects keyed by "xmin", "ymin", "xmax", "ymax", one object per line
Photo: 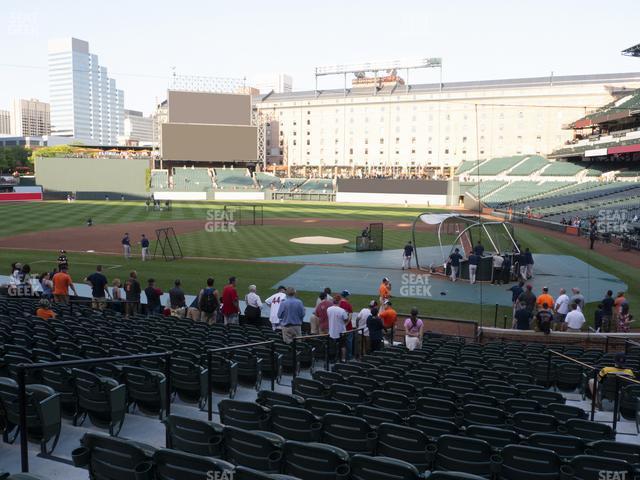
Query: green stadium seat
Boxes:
[
  {"xmin": 72, "ymin": 368, "xmax": 127, "ymax": 436},
  {"xmin": 349, "ymin": 455, "xmax": 422, "ymax": 480},
  {"xmin": 163, "ymin": 414, "xmax": 223, "ymax": 457},
  {"xmin": 222, "ymin": 425, "xmax": 284, "ymax": 472}
]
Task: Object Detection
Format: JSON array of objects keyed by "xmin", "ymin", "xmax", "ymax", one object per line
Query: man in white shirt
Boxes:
[
  {"xmin": 491, "ymin": 253, "xmax": 504, "ymax": 285},
  {"xmin": 327, "ymin": 295, "xmax": 349, "ymax": 362},
  {"xmin": 264, "ymin": 285, "xmax": 286, "ymax": 330},
  {"xmin": 553, "ymin": 288, "xmax": 570, "ymax": 331},
  {"xmin": 570, "ymin": 288, "xmax": 585, "ymax": 310},
  {"xmin": 355, "ymin": 300, "xmax": 377, "ymax": 354},
  {"xmin": 565, "ymin": 303, "xmax": 586, "ymax": 332}
]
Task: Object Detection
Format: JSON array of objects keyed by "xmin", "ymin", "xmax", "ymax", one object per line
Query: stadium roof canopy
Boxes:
[
  {"xmin": 571, "ymin": 89, "xmax": 640, "ymax": 128},
  {"xmin": 622, "ymin": 43, "xmax": 640, "ymax": 57}
]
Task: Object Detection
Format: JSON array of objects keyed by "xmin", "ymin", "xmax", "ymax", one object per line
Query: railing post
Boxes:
[
  {"xmin": 325, "ymin": 335, "xmax": 330, "ymax": 370},
  {"xmin": 207, "ymin": 350, "xmax": 213, "ymax": 421},
  {"xmin": 164, "ymin": 352, "xmax": 172, "ymax": 417},
  {"xmin": 503, "ymin": 315, "xmax": 507, "ymax": 329},
  {"xmin": 292, "ymin": 336, "xmax": 298, "ymax": 380},
  {"xmin": 494, "ymin": 304, "xmax": 498, "ymax": 328},
  {"xmin": 612, "ymin": 375, "xmax": 620, "ymax": 433},
  {"xmin": 270, "ymin": 341, "xmax": 276, "ymax": 391},
  {"xmin": 18, "ymin": 366, "xmax": 28, "ymax": 473},
  {"xmin": 590, "ymin": 369, "xmax": 598, "ymax": 422}
]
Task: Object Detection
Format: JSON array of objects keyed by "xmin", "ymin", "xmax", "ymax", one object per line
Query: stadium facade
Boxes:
[{"xmin": 254, "ymin": 72, "xmax": 640, "ymax": 174}]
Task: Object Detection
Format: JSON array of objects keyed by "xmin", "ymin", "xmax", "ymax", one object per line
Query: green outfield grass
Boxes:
[{"xmin": 0, "ymin": 200, "xmax": 636, "ymax": 327}]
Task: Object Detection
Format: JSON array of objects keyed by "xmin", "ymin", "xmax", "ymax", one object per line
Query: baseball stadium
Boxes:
[{"xmin": 3, "ymin": 46, "xmax": 640, "ymax": 480}]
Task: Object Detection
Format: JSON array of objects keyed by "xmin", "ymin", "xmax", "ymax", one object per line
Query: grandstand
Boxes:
[
  {"xmin": 1, "ymin": 295, "xmax": 639, "ymax": 480},
  {"xmin": 214, "ymin": 168, "xmax": 258, "ymax": 190},
  {"xmin": 172, "ymin": 167, "xmax": 212, "ymax": 191},
  {"xmin": 539, "ymin": 162, "xmax": 585, "ymax": 177},
  {"xmin": 462, "ymin": 180, "xmax": 507, "ymax": 198},
  {"xmin": 483, "ymin": 181, "xmax": 570, "ymax": 208},
  {"xmin": 150, "ymin": 169, "xmax": 169, "ymax": 190},
  {"xmin": 298, "ymin": 178, "xmax": 334, "ymax": 193},
  {"xmin": 279, "ymin": 178, "xmax": 307, "ymax": 191},
  {"xmin": 507, "ymin": 155, "xmax": 549, "ymax": 176},
  {"xmin": 255, "ymin": 172, "xmax": 282, "ymax": 190}
]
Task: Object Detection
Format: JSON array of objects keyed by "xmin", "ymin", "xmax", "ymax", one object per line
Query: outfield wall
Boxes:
[
  {"xmin": 35, "ymin": 157, "xmax": 149, "ymax": 195},
  {"xmin": 336, "ymin": 178, "xmax": 452, "ymax": 205}
]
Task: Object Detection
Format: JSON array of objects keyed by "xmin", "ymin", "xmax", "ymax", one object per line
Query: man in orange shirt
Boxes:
[
  {"xmin": 379, "ymin": 277, "xmax": 391, "ymax": 306},
  {"xmin": 379, "ymin": 300, "xmax": 398, "ymax": 328},
  {"xmin": 536, "ymin": 287, "xmax": 554, "ymax": 311},
  {"xmin": 52, "ymin": 266, "xmax": 77, "ymax": 304}
]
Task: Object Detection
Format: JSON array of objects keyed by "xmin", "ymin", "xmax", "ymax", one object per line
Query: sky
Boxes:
[{"xmin": 1, "ymin": 0, "xmax": 640, "ymax": 115}]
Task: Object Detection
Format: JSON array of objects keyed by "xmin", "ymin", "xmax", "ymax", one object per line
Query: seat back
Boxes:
[
  {"xmin": 153, "ymin": 448, "xmax": 234, "ymax": 480},
  {"xmin": 219, "ymin": 399, "xmax": 270, "ymax": 430},
  {"xmin": 256, "ymin": 390, "xmax": 304, "ymax": 409},
  {"xmin": 512, "ymin": 411, "xmax": 558, "ymax": 435},
  {"xmin": 330, "ymin": 383, "xmax": 368, "ymax": 406},
  {"xmin": 292, "ymin": 377, "xmax": 328, "ymax": 400},
  {"xmin": 355, "ymin": 405, "xmax": 404, "ymax": 427},
  {"xmin": 462, "ymin": 404, "xmax": 507, "ymax": 427},
  {"xmin": 370, "ymin": 390, "xmax": 412, "ymax": 417},
  {"xmin": 588, "ymin": 440, "xmax": 640, "ymax": 465},
  {"xmin": 498, "ymin": 444, "xmax": 562, "ymax": 480},
  {"xmin": 376, "ymin": 423, "xmax": 431, "ymax": 471},
  {"xmin": 349, "ymin": 454, "xmax": 421, "ymax": 480},
  {"xmin": 282, "ymin": 440, "xmax": 350, "ymax": 480},
  {"xmin": 570, "ymin": 455, "xmax": 633, "ymax": 480},
  {"xmin": 270, "ymin": 405, "xmax": 322, "ymax": 442},
  {"xmin": 434, "ymin": 434, "xmax": 493, "ymax": 477},
  {"xmin": 304, "ymin": 398, "xmax": 351, "ymax": 417},
  {"xmin": 163, "ymin": 414, "xmax": 223, "ymax": 457},
  {"xmin": 526, "ymin": 433, "xmax": 585, "ymax": 459},
  {"xmin": 565, "ymin": 418, "xmax": 615, "ymax": 441},
  {"xmin": 545, "ymin": 403, "xmax": 586, "ymax": 422},
  {"xmin": 321, "ymin": 413, "xmax": 376, "ymax": 455},
  {"xmin": 222, "ymin": 425, "xmax": 284, "ymax": 473},
  {"xmin": 465, "ymin": 425, "xmax": 520, "ymax": 450},
  {"xmin": 406, "ymin": 414, "xmax": 458, "ymax": 440}
]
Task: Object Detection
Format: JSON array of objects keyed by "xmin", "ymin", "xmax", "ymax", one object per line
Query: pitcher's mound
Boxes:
[{"xmin": 290, "ymin": 236, "xmax": 349, "ymax": 245}]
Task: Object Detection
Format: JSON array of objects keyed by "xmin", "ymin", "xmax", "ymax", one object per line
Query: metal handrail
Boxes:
[
  {"xmin": 15, "ymin": 351, "xmax": 173, "ymax": 473},
  {"xmin": 206, "ymin": 340, "xmax": 276, "ymax": 421},
  {"xmin": 547, "ymin": 349, "xmax": 598, "ymax": 421}
]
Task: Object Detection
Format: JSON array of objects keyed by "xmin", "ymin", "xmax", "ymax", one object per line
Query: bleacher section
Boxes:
[
  {"xmin": 279, "ymin": 178, "xmax": 307, "ymax": 192},
  {"xmin": 255, "ymin": 172, "xmax": 282, "ymax": 190},
  {"xmin": 214, "ymin": 168, "xmax": 258, "ymax": 190},
  {"xmin": 463, "ymin": 180, "xmax": 507, "ymax": 198},
  {"xmin": 455, "ymin": 160, "xmax": 478, "ymax": 175},
  {"xmin": 540, "ymin": 162, "xmax": 585, "ymax": 177},
  {"xmin": 172, "ymin": 167, "xmax": 212, "ymax": 191},
  {"xmin": 473, "ymin": 155, "xmax": 527, "ymax": 176},
  {"xmin": 507, "ymin": 155, "xmax": 549, "ymax": 176},
  {"xmin": 298, "ymin": 178, "xmax": 334, "ymax": 193},
  {"xmin": 150, "ymin": 169, "xmax": 169, "ymax": 190},
  {"xmin": 483, "ymin": 181, "xmax": 570, "ymax": 208},
  {"xmin": 2, "ymin": 295, "xmax": 639, "ymax": 480}
]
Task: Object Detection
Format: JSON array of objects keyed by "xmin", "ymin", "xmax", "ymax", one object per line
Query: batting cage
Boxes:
[
  {"xmin": 153, "ymin": 227, "xmax": 184, "ymax": 261},
  {"xmin": 218, "ymin": 204, "xmax": 264, "ymax": 226},
  {"xmin": 356, "ymin": 222, "xmax": 384, "ymax": 251}
]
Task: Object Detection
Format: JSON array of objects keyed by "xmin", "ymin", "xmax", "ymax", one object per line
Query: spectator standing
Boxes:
[
  {"xmin": 589, "ymin": 219, "xmax": 598, "ymax": 250},
  {"xmin": 473, "ymin": 241, "xmax": 485, "ymax": 257},
  {"xmin": 277, "ymin": 287, "xmax": 305, "ymax": 344},
  {"xmin": 244, "ymin": 285, "xmax": 263, "ymax": 326},
  {"xmin": 327, "ymin": 294, "xmax": 349, "ymax": 361},
  {"xmin": 315, "ymin": 287, "xmax": 332, "ymax": 307},
  {"xmin": 501, "ymin": 253, "xmax": 512, "ymax": 284},
  {"xmin": 536, "ymin": 303, "xmax": 553, "ymax": 334},
  {"xmin": 314, "ymin": 292, "xmax": 333, "ymax": 335},
  {"xmin": 339, "ymin": 290, "xmax": 355, "ymax": 359},
  {"xmin": 467, "ymin": 253, "xmax": 480, "ymax": 284},
  {"xmin": 144, "ymin": 278, "xmax": 163, "ymax": 315},
  {"xmin": 265, "ymin": 285, "xmax": 287, "ymax": 330},
  {"xmin": 111, "ymin": 279, "xmax": 123, "ymax": 313},
  {"xmin": 491, "ymin": 252, "xmax": 504, "ymax": 285},
  {"xmin": 524, "ymin": 248, "xmax": 534, "ymax": 279},
  {"xmin": 404, "ymin": 308, "xmax": 424, "ymax": 350},
  {"xmin": 367, "ymin": 307, "xmax": 385, "ymax": 352},
  {"xmin": 554, "ymin": 288, "xmax": 570, "ymax": 331},
  {"xmin": 448, "ymin": 248, "xmax": 463, "ymax": 282},
  {"xmin": 402, "ymin": 241, "xmax": 414, "ymax": 270},
  {"xmin": 169, "ymin": 279, "xmax": 186, "ymax": 317},
  {"xmin": 124, "ymin": 271, "xmax": 141, "ymax": 316},
  {"xmin": 513, "ymin": 302, "xmax": 532, "ymax": 330},
  {"xmin": 601, "ymin": 290, "xmax": 615, "ymax": 333},
  {"xmin": 614, "ymin": 291, "xmax": 627, "ymax": 325},
  {"xmin": 355, "ymin": 300, "xmax": 377, "ymax": 353},
  {"xmin": 221, "ymin": 277, "xmax": 240, "ymax": 325},
  {"xmin": 594, "ymin": 304, "xmax": 604, "ymax": 333},
  {"xmin": 570, "ymin": 288, "xmax": 585, "ymax": 309},
  {"xmin": 618, "ymin": 304, "xmax": 634, "ymax": 333},
  {"xmin": 517, "ymin": 285, "xmax": 536, "ymax": 316},
  {"xmin": 85, "ymin": 265, "xmax": 110, "ymax": 310},
  {"xmin": 198, "ymin": 278, "xmax": 219, "ymax": 324},
  {"xmin": 52, "ymin": 266, "xmax": 77, "ymax": 304},
  {"xmin": 39, "ymin": 272, "xmax": 53, "ymax": 300},
  {"xmin": 565, "ymin": 303, "xmax": 586, "ymax": 332},
  {"xmin": 140, "ymin": 234, "xmax": 150, "ymax": 261},
  {"xmin": 536, "ymin": 287, "xmax": 554, "ymax": 312},
  {"xmin": 122, "ymin": 233, "xmax": 131, "ymax": 259},
  {"xmin": 507, "ymin": 281, "xmax": 525, "ymax": 317},
  {"xmin": 57, "ymin": 251, "xmax": 68, "ymax": 270}
]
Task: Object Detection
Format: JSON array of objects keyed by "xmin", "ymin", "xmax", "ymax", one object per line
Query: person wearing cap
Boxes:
[
  {"xmin": 244, "ymin": 285, "xmax": 263, "ymax": 326},
  {"xmin": 57, "ymin": 250, "xmax": 68, "ymax": 270},
  {"xmin": 379, "ymin": 300, "xmax": 398, "ymax": 347},
  {"xmin": 36, "ymin": 298, "xmax": 56, "ymax": 320},
  {"xmin": 278, "ymin": 287, "xmax": 305, "ymax": 344},
  {"xmin": 355, "ymin": 300, "xmax": 377, "ymax": 353},
  {"xmin": 513, "ymin": 301, "xmax": 532, "ymax": 330},
  {"xmin": 535, "ymin": 303, "xmax": 553, "ymax": 334},
  {"xmin": 327, "ymin": 294, "xmax": 349, "ymax": 361},
  {"xmin": 467, "ymin": 252, "xmax": 480, "ymax": 284},
  {"xmin": 379, "ymin": 277, "xmax": 391, "ymax": 306},
  {"xmin": 536, "ymin": 287, "xmax": 554, "ymax": 312},
  {"xmin": 448, "ymin": 248, "xmax": 463, "ymax": 282},
  {"xmin": 122, "ymin": 233, "xmax": 131, "ymax": 259},
  {"xmin": 404, "ymin": 308, "xmax": 424, "ymax": 351},
  {"xmin": 265, "ymin": 285, "xmax": 287, "ymax": 331},
  {"xmin": 313, "ymin": 291, "xmax": 333, "ymax": 334},
  {"xmin": 140, "ymin": 234, "xmax": 150, "ymax": 261},
  {"xmin": 315, "ymin": 287, "xmax": 332, "ymax": 307},
  {"xmin": 589, "ymin": 352, "xmax": 635, "ymax": 397},
  {"xmin": 402, "ymin": 241, "xmax": 414, "ymax": 270},
  {"xmin": 564, "ymin": 302, "xmax": 585, "ymax": 332},
  {"xmin": 339, "ymin": 290, "xmax": 355, "ymax": 359},
  {"xmin": 221, "ymin": 276, "xmax": 240, "ymax": 325}
]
